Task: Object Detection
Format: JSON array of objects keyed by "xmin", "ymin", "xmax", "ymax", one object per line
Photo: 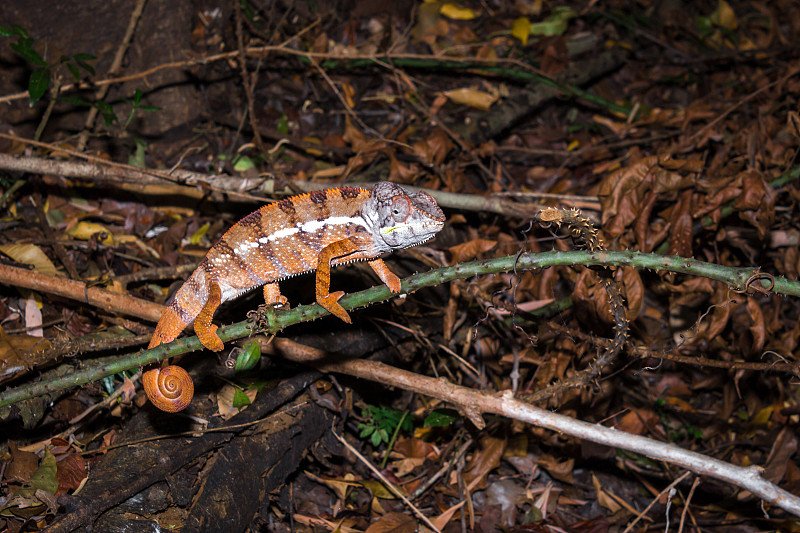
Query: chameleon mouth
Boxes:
[{"xmin": 399, "ymin": 232, "xmax": 438, "ymax": 249}]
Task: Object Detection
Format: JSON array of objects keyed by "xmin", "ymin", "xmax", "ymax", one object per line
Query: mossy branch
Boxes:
[{"xmin": 0, "ymin": 249, "xmax": 794, "ymax": 409}]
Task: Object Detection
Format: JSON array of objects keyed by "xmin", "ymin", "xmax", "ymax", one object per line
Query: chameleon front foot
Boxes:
[
  {"xmin": 318, "ymin": 291, "xmax": 351, "ymax": 323},
  {"xmin": 194, "ymin": 281, "xmax": 224, "ymax": 351},
  {"xmin": 196, "ymin": 323, "xmax": 224, "ymax": 352}
]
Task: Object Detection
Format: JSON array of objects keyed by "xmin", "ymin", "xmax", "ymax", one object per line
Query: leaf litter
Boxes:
[{"xmin": 0, "ymin": 0, "xmax": 799, "ymax": 531}]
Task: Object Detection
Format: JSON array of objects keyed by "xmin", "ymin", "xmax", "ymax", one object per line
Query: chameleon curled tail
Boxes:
[
  {"xmin": 143, "ymin": 307, "xmax": 195, "ymax": 412},
  {"xmin": 143, "ymin": 269, "xmax": 214, "ymax": 412},
  {"xmin": 143, "ymin": 181, "xmax": 445, "ymax": 412}
]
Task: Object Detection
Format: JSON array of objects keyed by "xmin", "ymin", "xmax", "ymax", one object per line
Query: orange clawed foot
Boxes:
[
  {"xmin": 318, "ymin": 291, "xmax": 351, "ymax": 323},
  {"xmin": 196, "ymin": 323, "xmax": 224, "ymax": 352}
]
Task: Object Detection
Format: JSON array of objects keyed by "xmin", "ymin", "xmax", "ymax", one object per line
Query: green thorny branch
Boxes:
[{"xmin": 3, "ymin": 210, "xmax": 798, "ymax": 409}]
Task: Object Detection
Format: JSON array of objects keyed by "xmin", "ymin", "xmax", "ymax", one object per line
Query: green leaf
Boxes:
[
  {"xmin": 400, "ymin": 412, "xmax": 413, "ymax": 432},
  {"xmin": 232, "ymin": 388, "xmax": 251, "ymax": 408},
  {"xmin": 234, "ymin": 341, "xmax": 261, "ymax": 372},
  {"xmin": 28, "ymin": 68, "xmax": 50, "ymax": 106},
  {"xmin": 73, "ymin": 56, "xmax": 95, "ymax": 75},
  {"xmin": 11, "ymin": 25, "xmax": 29, "ymax": 38},
  {"xmin": 128, "ymin": 138, "xmax": 147, "ymax": 168},
  {"xmin": 30, "ymin": 449, "xmax": 58, "ymax": 495},
  {"xmin": 276, "ymin": 114, "xmax": 289, "ymax": 135},
  {"xmin": 424, "ymin": 408, "xmax": 459, "ymax": 428},
  {"xmin": 371, "ymin": 430, "xmax": 383, "ymax": 447},
  {"xmin": 232, "ymin": 155, "xmax": 256, "ymax": 172},
  {"xmin": 695, "ymin": 16, "xmax": 713, "ymax": 36},
  {"xmin": 100, "ymin": 375, "xmax": 116, "ymax": 393},
  {"xmin": 58, "ymin": 95, "xmax": 93, "ymax": 107},
  {"xmin": 133, "ymin": 88, "xmax": 143, "ymax": 106},
  {"xmin": 94, "ymin": 100, "xmax": 117, "ymax": 125},
  {"xmin": 11, "ymin": 37, "xmax": 47, "ymax": 66},
  {"xmin": 72, "ymin": 52, "xmax": 96, "ymax": 62},
  {"xmin": 240, "ymin": 0, "xmax": 255, "ymax": 22},
  {"xmin": 0, "ymin": 24, "xmax": 28, "ymax": 38},
  {"xmin": 66, "ymin": 63, "xmax": 80, "ymax": 82},
  {"xmin": 523, "ymin": 504, "xmax": 543, "ymax": 524},
  {"xmin": 358, "ymin": 424, "xmax": 374, "ymax": 438},
  {"xmin": 529, "ymin": 6, "xmax": 577, "ymax": 36}
]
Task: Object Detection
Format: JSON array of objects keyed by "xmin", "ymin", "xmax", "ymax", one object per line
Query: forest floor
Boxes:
[{"xmin": 1, "ymin": 0, "xmax": 800, "ymax": 531}]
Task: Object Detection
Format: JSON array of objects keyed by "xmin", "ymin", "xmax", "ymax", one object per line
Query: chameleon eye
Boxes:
[{"xmin": 391, "ymin": 197, "xmax": 410, "ymax": 222}]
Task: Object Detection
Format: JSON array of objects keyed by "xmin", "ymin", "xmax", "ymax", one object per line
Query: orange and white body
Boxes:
[{"xmin": 144, "ymin": 182, "xmax": 445, "ymax": 411}]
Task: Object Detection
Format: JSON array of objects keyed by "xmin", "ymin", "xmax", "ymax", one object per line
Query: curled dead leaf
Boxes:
[
  {"xmin": 448, "ymin": 238, "xmax": 497, "ymax": 265},
  {"xmin": 443, "ymin": 87, "xmax": 499, "ymax": 111}
]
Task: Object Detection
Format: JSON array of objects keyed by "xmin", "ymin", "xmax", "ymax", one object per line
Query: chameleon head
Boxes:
[{"xmin": 363, "ymin": 181, "xmax": 445, "ymax": 251}]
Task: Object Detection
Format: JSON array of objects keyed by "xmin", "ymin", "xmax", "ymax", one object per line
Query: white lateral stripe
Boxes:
[
  {"xmin": 258, "ymin": 226, "xmax": 299, "ymax": 244},
  {"xmin": 252, "ymin": 216, "xmax": 368, "ymax": 247},
  {"xmin": 300, "ymin": 216, "xmax": 368, "ymax": 234}
]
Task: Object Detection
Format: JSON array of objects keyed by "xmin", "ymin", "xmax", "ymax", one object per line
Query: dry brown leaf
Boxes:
[
  {"xmin": 667, "ymin": 190, "xmax": 694, "ymax": 257},
  {"xmin": 5, "ymin": 441, "xmax": 40, "ymax": 482},
  {"xmin": 591, "ymin": 473, "xmax": 622, "ymax": 513},
  {"xmin": 24, "ymin": 297, "xmax": 43, "ymax": 338},
  {"xmin": 0, "ymin": 331, "xmax": 52, "ymax": 380},
  {"xmin": 412, "ymin": 127, "xmax": 454, "ymax": 166},
  {"xmin": 443, "ymin": 285, "xmax": 458, "ymax": 344},
  {"xmin": 615, "ymin": 408, "xmax": 658, "ymax": 436},
  {"xmin": 306, "ymin": 471, "xmax": 359, "ymax": 502},
  {"xmin": 387, "ymin": 151, "xmax": 417, "ymax": 183},
  {"xmin": 462, "ymin": 436, "xmax": 505, "ymax": 488},
  {"xmin": 430, "ymin": 499, "xmax": 466, "ymax": 531},
  {"xmin": 442, "ymin": 87, "xmax": 498, "ymax": 111},
  {"xmin": 763, "ymin": 427, "xmax": 798, "ymax": 484},
  {"xmin": 392, "ymin": 437, "xmax": 437, "ymax": 460},
  {"xmin": 620, "ymin": 267, "xmax": 644, "ymax": 321},
  {"xmin": 293, "ymin": 514, "xmax": 359, "ymax": 533},
  {"xmin": 698, "ymin": 287, "xmax": 734, "ymax": 343},
  {"xmin": 55, "ymin": 452, "xmax": 87, "ymax": 496},
  {"xmin": 342, "ymin": 116, "xmax": 384, "ymax": 154},
  {"xmin": 448, "ymin": 238, "xmax": 497, "ymax": 265},
  {"xmin": 537, "ymin": 454, "xmax": 574, "ymax": 484},
  {"xmin": 664, "ymin": 397, "xmax": 697, "ymax": 413},
  {"xmin": 746, "ymin": 296, "xmax": 767, "ymax": 353},
  {"xmin": 734, "ymin": 171, "xmax": 777, "ymax": 240},
  {"xmin": 0, "ymin": 244, "xmax": 58, "ymax": 275},
  {"xmin": 573, "ymin": 270, "xmax": 609, "ymax": 324},
  {"xmin": 654, "ymin": 374, "xmax": 692, "ymax": 396},
  {"xmin": 390, "ymin": 457, "xmax": 425, "ymax": 478},
  {"xmin": 365, "ymin": 512, "xmax": 417, "ymax": 533}
]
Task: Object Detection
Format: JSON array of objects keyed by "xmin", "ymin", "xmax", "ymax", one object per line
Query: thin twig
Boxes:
[
  {"xmin": 331, "ymin": 428, "xmax": 441, "ymax": 532},
  {"xmin": 677, "ymin": 476, "xmax": 700, "ymax": 533},
  {"xmin": 622, "ymin": 471, "xmax": 691, "ymax": 533},
  {"xmin": 0, "ymin": 47, "xmax": 604, "ymax": 105},
  {"xmin": 410, "ymin": 437, "xmax": 473, "ymax": 500},
  {"xmin": 76, "ymin": 0, "xmax": 147, "ymax": 152},
  {"xmin": 0, "ymin": 143, "xmax": 546, "ymax": 217},
  {"xmin": 296, "ymin": 353, "xmax": 800, "ymax": 517},
  {"xmin": 0, "ymin": 263, "xmax": 163, "ymax": 323},
  {"xmin": 234, "ymin": 0, "xmax": 268, "ymax": 156}
]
